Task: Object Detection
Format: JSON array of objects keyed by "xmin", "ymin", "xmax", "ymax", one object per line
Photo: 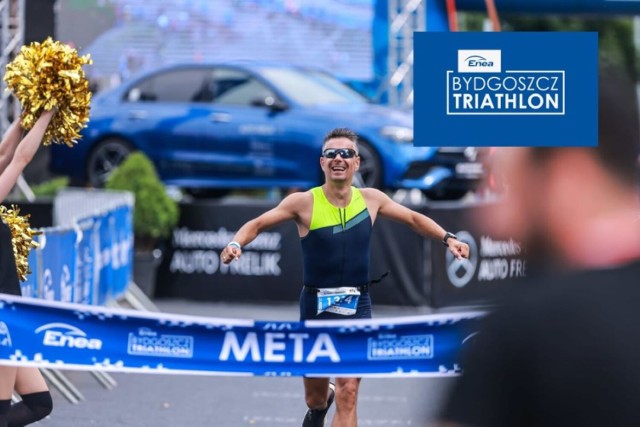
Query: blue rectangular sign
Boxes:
[
  {"xmin": 454, "ymin": 0, "xmax": 640, "ymax": 14},
  {"xmin": 414, "ymin": 32, "xmax": 598, "ymax": 147}
]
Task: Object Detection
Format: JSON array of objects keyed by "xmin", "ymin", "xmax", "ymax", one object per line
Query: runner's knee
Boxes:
[
  {"xmin": 335, "ymin": 380, "xmax": 359, "ymax": 410},
  {"xmin": 305, "ymin": 390, "xmax": 329, "ymax": 410}
]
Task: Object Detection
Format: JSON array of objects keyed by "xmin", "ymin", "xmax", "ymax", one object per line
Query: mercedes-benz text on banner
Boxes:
[{"xmin": 414, "ymin": 32, "xmax": 598, "ymax": 147}]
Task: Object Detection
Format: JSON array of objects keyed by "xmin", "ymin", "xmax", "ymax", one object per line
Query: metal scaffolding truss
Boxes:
[
  {"xmin": 0, "ymin": 0, "xmax": 23, "ymax": 134},
  {"xmin": 384, "ymin": 0, "xmax": 425, "ymax": 107}
]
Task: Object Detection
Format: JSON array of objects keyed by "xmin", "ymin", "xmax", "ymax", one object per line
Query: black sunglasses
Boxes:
[{"xmin": 322, "ymin": 148, "xmax": 358, "ymax": 159}]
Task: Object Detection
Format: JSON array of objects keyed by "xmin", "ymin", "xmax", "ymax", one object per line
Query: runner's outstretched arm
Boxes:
[
  {"xmin": 369, "ymin": 188, "xmax": 470, "ymax": 259},
  {"xmin": 220, "ymin": 192, "xmax": 305, "ymax": 263}
]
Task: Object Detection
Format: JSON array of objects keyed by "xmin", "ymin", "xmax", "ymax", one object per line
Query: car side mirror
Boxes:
[{"xmin": 251, "ymin": 96, "xmax": 288, "ymax": 112}]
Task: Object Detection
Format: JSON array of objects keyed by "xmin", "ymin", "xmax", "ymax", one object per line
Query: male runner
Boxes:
[{"xmin": 221, "ymin": 128, "xmax": 469, "ymax": 427}]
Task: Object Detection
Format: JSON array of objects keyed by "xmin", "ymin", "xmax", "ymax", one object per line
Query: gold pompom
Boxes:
[
  {"xmin": 4, "ymin": 37, "xmax": 93, "ymax": 147},
  {"xmin": 0, "ymin": 205, "xmax": 41, "ymax": 282}
]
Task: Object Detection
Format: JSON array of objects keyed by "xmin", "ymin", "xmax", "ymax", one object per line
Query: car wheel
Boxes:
[
  {"xmin": 86, "ymin": 138, "xmax": 133, "ymax": 187},
  {"xmin": 353, "ymin": 140, "xmax": 382, "ymax": 189}
]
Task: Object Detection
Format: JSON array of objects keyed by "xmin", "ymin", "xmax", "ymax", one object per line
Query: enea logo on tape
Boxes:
[
  {"xmin": 414, "ymin": 32, "xmax": 597, "ymax": 147},
  {"xmin": 35, "ymin": 323, "xmax": 103, "ymax": 350}
]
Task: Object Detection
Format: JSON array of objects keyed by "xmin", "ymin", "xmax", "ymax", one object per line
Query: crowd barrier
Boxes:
[
  {"xmin": 4, "ymin": 189, "xmax": 135, "ymax": 404},
  {"xmin": 22, "ymin": 189, "xmax": 134, "ymax": 305}
]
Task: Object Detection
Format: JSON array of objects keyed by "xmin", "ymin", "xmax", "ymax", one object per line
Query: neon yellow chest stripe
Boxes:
[{"xmin": 309, "ymin": 186, "xmax": 368, "ymax": 231}]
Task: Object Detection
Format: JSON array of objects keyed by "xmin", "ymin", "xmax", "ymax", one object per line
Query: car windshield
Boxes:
[{"xmin": 258, "ymin": 67, "xmax": 369, "ymax": 106}]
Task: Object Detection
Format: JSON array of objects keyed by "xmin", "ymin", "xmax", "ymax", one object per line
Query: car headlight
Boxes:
[{"xmin": 380, "ymin": 126, "xmax": 413, "ymax": 143}]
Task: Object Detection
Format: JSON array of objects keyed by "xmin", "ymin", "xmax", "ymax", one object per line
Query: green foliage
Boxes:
[
  {"xmin": 502, "ymin": 15, "xmax": 638, "ymax": 81},
  {"xmin": 460, "ymin": 13, "xmax": 638, "ymax": 81},
  {"xmin": 460, "ymin": 13, "xmax": 486, "ymax": 31},
  {"xmin": 30, "ymin": 177, "xmax": 70, "ymax": 198},
  {"xmin": 105, "ymin": 152, "xmax": 179, "ymax": 247}
]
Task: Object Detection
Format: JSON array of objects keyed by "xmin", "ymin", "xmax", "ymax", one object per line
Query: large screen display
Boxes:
[{"xmin": 57, "ymin": 0, "xmax": 374, "ymax": 91}]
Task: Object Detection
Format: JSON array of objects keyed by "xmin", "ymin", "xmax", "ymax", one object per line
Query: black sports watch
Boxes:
[{"xmin": 442, "ymin": 232, "xmax": 457, "ymax": 247}]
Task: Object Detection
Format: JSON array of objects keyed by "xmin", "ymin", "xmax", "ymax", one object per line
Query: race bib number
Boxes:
[{"xmin": 317, "ymin": 287, "xmax": 360, "ymax": 316}]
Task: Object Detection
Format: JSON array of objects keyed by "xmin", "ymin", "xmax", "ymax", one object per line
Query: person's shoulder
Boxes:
[
  {"xmin": 359, "ymin": 187, "xmax": 387, "ymax": 201},
  {"xmin": 281, "ymin": 189, "xmax": 313, "ymax": 206}
]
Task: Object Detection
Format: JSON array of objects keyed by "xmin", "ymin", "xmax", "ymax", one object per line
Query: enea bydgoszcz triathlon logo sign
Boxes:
[
  {"xmin": 448, "ymin": 49, "xmax": 564, "ymax": 115},
  {"xmin": 414, "ymin": 32, "xmax": 597, "ymax": 147}
]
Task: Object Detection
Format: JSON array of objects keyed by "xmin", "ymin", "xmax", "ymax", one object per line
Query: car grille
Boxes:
[{"xmin": 404, "ymin": 162, "xmax": 437, "ymax": 179}]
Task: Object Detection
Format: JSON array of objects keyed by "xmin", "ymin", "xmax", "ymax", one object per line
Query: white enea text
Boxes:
[{"xmin": 37, "ymin": 323, "xmax": 103, "ymax": 350}]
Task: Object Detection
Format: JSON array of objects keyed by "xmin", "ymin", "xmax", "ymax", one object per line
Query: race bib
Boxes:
[{"xmin": 316, "ymin": 287, "xmax": 360, "ymax": 316}]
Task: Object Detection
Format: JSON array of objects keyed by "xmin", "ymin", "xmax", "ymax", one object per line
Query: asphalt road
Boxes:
[{"xmin": 34, "ymin": 299, "xmax": 458, "ymax": 427}]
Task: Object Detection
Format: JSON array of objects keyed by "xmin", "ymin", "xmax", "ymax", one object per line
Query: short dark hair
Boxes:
[
  {"xmin": 533, "ymin": 65, "xmax": 640, "ymax": 186},
  {"xmin": 323, "ymin": 128, "xmax": 358, "ymax": 148}
]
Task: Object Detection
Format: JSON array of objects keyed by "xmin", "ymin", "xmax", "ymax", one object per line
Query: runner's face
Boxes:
[{"xmin": 320, "ymin": 138, "xmax": 360, "ymax": 184}]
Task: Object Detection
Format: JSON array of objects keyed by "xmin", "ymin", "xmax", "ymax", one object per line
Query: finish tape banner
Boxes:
[{"xmin": 0, "ymin": 295, "xmax": 484, "ymax": 377}]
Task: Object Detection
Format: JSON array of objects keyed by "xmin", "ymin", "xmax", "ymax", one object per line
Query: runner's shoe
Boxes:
[{"xmin": 302, "ymin": 382, "xmax": 335, "ymax": 427}]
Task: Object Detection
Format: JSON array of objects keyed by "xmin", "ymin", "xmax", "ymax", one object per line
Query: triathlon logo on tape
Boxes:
[
  {"xmin": 367, "ymin": 334, "xmax": 434, "ymax": 360},
  {"xmin": 127, "ymin": 327, "xmax": 195, "ymax": 359},
  {"xmin": 414, "ymin": 32, "xmax": 597, "ymax": 147}
]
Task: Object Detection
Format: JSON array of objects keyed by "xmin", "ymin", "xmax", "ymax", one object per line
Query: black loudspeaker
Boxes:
[
  {"xmin": 25, "ymin": 0, "xmax": 55, "ymax": 44},
  {"xmin": 22, "ymin": 2, "xmax": 56, "ymax": 185}
]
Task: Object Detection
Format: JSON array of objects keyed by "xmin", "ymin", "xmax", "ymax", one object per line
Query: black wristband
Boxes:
[{"xmin": 442, "ymin": 232, "xmax": 457, "ymax": 247}]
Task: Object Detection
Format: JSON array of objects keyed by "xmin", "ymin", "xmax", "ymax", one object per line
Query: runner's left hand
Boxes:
[{"xmin": 448, "ymin": 239, "xmax": 469, "ymax": 260}]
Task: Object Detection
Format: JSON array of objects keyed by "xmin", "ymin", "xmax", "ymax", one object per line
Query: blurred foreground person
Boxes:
[
  {"xmin": 0, "ymin": 110, "xmax": 55, "ymax": 427},
  {"xmin": 437, "ymin": 65, "xmax": 640, "ymax": 427},
  {"xmin": 221, "ymin": 128, "xmax": 469, "ymax": 427}
]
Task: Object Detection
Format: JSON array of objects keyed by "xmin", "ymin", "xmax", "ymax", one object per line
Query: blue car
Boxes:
[{"xmin": 50, "ymin": 62, "xmax": 483, "ymax": 199}]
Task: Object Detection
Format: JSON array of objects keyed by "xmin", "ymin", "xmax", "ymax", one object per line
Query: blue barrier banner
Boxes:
[
  {"xmin": 111, "ymin": 205, "xmax": 133, "ymax": 299},
  {"xmin": 75, "ymin": 217, "xmax": 98, "ymax": 305},
  {"xmin": 0, "ymin": 295, "xmax": 484, "ymax": 377},
  {"xmin": 20, "ymin": 248, "xmax": 39, "ymax": 299},
  {"xmin": 39, "ymin": 230, "xmax": 78, "ymax": 303},
  {"xmin": 414, "ymin": 32, "xmax": 598, "ymax": 147},
  {"xmin": 96, "ymin": 213, "xmax": 114, "ymax": 305}
]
